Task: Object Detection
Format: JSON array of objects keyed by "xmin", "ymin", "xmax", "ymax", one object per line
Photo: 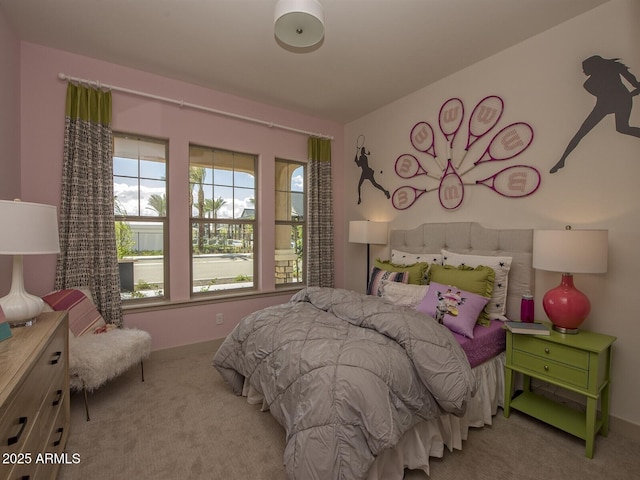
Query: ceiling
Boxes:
[{"xmin": 1, "ymin": 0, "xmax": 609, "ymax": 124}]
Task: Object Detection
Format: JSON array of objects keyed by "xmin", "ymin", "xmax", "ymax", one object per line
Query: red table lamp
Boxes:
[{"xmin": 533, "ymin": 226, "xmax": 608, "ymax": 334}]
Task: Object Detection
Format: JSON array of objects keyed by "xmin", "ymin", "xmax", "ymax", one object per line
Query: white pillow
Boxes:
[
  {"xmin": 441, "ymin": 249, "xmax": 512, "ymax": 321},
  {"xmin": 381, "ymin": 280, "xmax": 429, "ymax": 307},
  {"xmin": 391, "ymin": 250, "xmax": 443, "ymax": 266}
]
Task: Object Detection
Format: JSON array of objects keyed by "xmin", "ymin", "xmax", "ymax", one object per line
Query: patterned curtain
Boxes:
[
  {"xmin": 307, "ymin": 136, "xmax": 334, "ymax": 287},
  {"xmin": 55, "ymin": 82, "xmax": 122, "ymax": 325}
]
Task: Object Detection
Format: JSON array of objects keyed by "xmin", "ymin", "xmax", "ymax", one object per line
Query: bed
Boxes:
[{"xmin": 213, "ymin": 222, "xmax": 534, "ymax": 479}]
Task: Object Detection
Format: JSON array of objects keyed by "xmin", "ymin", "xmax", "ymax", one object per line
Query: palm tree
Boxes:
[
  {"xmin": 147, "ymin": 194, "xmax": 166, "ymax": 216},
  {"xmin": 204, "ymin": 196, "xmax": 227, "ymax": 239},
  {"xmin": 189, "ymin": 166, "xmax": 207, "ymax": 251}
]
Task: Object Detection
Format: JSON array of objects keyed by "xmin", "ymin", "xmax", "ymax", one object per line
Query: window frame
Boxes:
[{"xmin": 113, "ymin": 133, "xmax": 169, "ymax": 304}]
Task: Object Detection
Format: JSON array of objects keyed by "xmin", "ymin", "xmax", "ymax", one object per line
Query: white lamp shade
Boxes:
[
  {"xmin": 0, "ymin": 200, "xmax": 60, "ymax": 254},
  {"xmin": 349, "ymin": 221, "xmax": 388, "ymax": 245},
  {"xmin": 533, "ymin": 228, "xmax": 607, "ymax": 274},
  {"xmin": 274, "ymin": 0, "xmax": 325, "ymax": 48}
]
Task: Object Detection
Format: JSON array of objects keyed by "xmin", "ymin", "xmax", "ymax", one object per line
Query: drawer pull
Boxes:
[
  {"xmin": 7, "ymin": 416, "xmax": 28, "ymax": 446},
  {"xmin": 53, "ymin": 427, "xmax": 64, "ymax": 447},
  {"xmin": 52, "ymin": 389, "xmax": 63, "ymax": 406},
  {"xmin": 50, "ymin": 351, "xmax": 62, "ymax": 365},
  {"xmin": 544, "ymin": 365, "xmax": 549, "ymax": 371},
  {"xmin": 544, "ymin": 347, "xmax": 550, "ymax": 354}
]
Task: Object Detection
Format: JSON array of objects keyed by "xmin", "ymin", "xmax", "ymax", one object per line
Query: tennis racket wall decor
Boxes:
[{"xmin": 392, "ymin": 95, "xmax": 540, "ymax": 211}]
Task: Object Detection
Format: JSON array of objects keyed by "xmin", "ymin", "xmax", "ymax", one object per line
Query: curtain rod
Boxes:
[{"xmin": 58, "ymin": 73, "xmax": 333, "ymax": 140}]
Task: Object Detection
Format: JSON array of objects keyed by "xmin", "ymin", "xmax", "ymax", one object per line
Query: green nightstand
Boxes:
[{"xmin": 503, "ymin": 325, "xmax": 616, "ymax": 458}]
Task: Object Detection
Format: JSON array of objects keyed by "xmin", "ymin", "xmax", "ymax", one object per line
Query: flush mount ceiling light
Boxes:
[{"xmin": 274, "ymin": 0, "xmax": 325, "ymax": 48}]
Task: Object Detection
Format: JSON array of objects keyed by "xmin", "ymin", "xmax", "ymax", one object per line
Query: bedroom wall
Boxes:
[
  {"xmin": 14, "ymin": 42, "xmax": 345, "ymax": 350},
  {"xmin": 343, "ymin": 0, "xmax": 640, "ymax": 428},
  {"xmin": 0, "ymin": 6, "xmax": 21, "ymax": 296}
]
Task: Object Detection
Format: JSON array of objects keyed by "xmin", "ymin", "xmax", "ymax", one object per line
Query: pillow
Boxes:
[
  {"xmin": 429, "ymin": 264, "xmax": 494, "ymax": 325},
  {"xmin": 381, "ymin": 280, "xmax": 429, "ymax": 307},
  {"xmin": 441, "ymin": 250, "xmax": 513, "ymax": 321},
  {"xmin": 367, "ymin": 267, "xmax": 409, "ymax": 296},
  {"xmin": 415, "ymin": 281, "xmax": 490, "ymax": 338},
  {"xmin": 390, "ymin": 250, "xmax": 443, "ymax": 266},
  {"xmin": 374, "ymin": 259, "xmax": 429, "ymax": 285},
  {"xmin": 42, "ymin": 289, "xmax": 106, "ymax": 337}
]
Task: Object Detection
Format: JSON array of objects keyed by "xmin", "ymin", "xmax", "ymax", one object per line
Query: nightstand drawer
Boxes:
[
  {"xmin": 513, "ymin": 335, "xmax": 589, "ymax": 369},
  {"xmin": 513, "ymin": 350, "xmax": 588, "ymax": 388}
]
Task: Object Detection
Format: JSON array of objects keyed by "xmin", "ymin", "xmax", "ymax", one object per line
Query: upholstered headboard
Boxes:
[{"xmin": 389, "ymin": 222, "xmax": 534, "ymax": 321}]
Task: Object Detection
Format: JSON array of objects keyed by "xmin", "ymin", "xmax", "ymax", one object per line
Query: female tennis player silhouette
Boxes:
[
  {"xmin": 355, "ymin": 146, "xmax": 390, "ymax": 204},
  {"xmin": 551, "ymin": 55, "xmax": 640, "ymax": 174}
]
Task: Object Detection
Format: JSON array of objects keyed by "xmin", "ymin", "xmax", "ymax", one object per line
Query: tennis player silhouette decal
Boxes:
[
  {"xmin": 355, "ymin": 135, "xmax": 390, "ymax": 204},
  {"xmin": 551, "ymin": 55, "xmax": 640, "ymax": 174}
]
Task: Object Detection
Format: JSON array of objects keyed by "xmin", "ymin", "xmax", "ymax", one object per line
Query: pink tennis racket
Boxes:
[
  {"xmin": 459, "ymin": 122, "xmax": 534, "ymax": 176},
  {"xmin": 392, "ymin": 185, "xmax": 429, "ymax": 210},
  {"xmin": 472, "ymin": 165, "xmax": 541, "ymax": 197},
  {"xmin": 394, "ymin": 154, "xmax": 440, "ymax": 180},
  {"xmin": 457, "ymin": 95, "xmax": 504, "ymax": 168},
  {"xmin": 438, "ymin": 97, "xmax": 464, "ymax": 164},
  {"xmin": 438, "ymin": 160, "xmax": 464, "ymax": 210},
  {"xmin": 410, "ymin": 121, "xmax": 444, "ymax": 170}
]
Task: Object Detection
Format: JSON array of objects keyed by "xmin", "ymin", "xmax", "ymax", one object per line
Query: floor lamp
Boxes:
[{"xmin": 348, "ymin": 220, "xmax": 388, "ymax": 290}]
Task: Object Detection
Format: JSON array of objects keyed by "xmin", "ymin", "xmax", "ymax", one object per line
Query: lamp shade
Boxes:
[
  {"xmin": 274, "ymin": 0, "xmax": 325, "ymax": 48},
  {"xmin": 0, "ymin": 199, "xmax": 60, "ymax": 254},
  {"xmin": 533, "ymin": 227, "xmax": 608, "ymax": 333},
  {"xmin": 533, "ymin": 228, "xmax": 608, "ymax": 274},
  {"xmin": 349, "ymin": 221, "xmax": 388, "ymax": 245}
]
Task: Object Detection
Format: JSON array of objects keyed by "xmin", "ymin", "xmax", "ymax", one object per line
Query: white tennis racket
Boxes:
[
  {"xmin": 438, "ymin": 97, "xmax": 464, "ymax": 166},
  {"xmin": 438, "ymin": 160, "xmax": 465, "ymax": 210},
  {"xmin": 410, "ymin": 121, "xmax": 444, "ymax": 170},
  {"xmin": 392, "ymin": 185, "xmax": 429, "ymax": 210},
  {"xmin": 469, "ymin": 165, "xmax": 541, "ymax": 197},
  {"xmin": 394, "ymin": 154, "xmax": 440, "ymax": 181}
]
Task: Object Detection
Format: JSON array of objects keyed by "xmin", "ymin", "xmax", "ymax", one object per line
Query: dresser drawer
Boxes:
[
  {"xmin": 513, "ymin": 335, "xmax": 589, "ymax": 369},
  {"xmin": 513, "ymin": 350, "xmax": 589, "ymax": 388},
  {"xmin": 0, "ymin": 323, "xmax": 66, "ymax": 454}
]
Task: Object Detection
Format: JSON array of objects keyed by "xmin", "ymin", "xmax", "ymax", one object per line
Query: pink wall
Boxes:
[
  {"xmin": 0, "ymin": 11, "xmax": 21, "ymax": 295},
  {"xmin": 17, "ymin": 42, "xmax": 345, "ymax": 350}
]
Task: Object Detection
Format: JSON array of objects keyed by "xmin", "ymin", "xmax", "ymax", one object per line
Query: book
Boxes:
[{"xmin": 504, "ymin": 321, "xmax": 550, "ymax": 335}]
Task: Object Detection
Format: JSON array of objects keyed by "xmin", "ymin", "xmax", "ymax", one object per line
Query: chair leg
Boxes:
[
  {"xmin": 83, "ymin": 387, "xmax": 91, "ymax": 422},
  {"xmin": 140, "ymin": 360, "xmax": 145, "ymax": 382}
]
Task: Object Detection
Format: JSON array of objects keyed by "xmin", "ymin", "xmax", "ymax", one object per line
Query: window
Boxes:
[
  {"xmin": 275, "ymin": 159, "xmax": 305, "ymax": 286},
  {"xmin": 113, "ymin": 134, "xmax": 168, "ymax": 301},
  {"xmin": 189, "ymin": 145, "xmax": 257, "ymax": 294}
]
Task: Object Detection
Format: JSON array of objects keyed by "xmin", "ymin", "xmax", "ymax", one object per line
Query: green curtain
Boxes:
[
  {"xmin": 55, "ymin": 82, "xmax": 122, "ymax": 325},
  {"xmin": 307, "ymin": 136, "xmax": 334, "ymax": 287}
]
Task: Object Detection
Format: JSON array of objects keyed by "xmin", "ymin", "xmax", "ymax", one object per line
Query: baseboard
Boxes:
[{"xmin": 149, "ymin": 338, "xmax": 225, "ymax": 362}]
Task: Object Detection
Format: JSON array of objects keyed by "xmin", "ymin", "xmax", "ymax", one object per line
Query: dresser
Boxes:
[
  {"xmin": 503, "ymin": 326, "xmax": 615, "ymax": 458},
  {"xmin": 0, "ymin": 312, "xmax": 70, "ymax": 480}
]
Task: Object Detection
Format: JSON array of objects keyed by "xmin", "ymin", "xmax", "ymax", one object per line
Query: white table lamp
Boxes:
[
  {"xmin": 533, "ymin": 226, "xmax": 607, "ymax": 333},
  {"xmin": 0, "ymin": 199, "xmax": 60, "ymax": 327},
  {"xmin": 349, "ymin": 220, "xmax": 388, "ymax": 288}
]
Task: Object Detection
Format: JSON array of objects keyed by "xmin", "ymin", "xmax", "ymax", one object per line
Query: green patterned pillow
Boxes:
[
  {"xmin": 374, "ymin": 259, "xmax": 430, "ymax": 285},
  {"xmin": 428, "ymin": 264, "xmax": 495, "ymax": 325}
]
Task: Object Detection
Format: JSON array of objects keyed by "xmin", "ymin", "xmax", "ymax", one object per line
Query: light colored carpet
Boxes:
[{"xmin": 59, "ymin": 346, "xmax": 639, "ymax": 479}]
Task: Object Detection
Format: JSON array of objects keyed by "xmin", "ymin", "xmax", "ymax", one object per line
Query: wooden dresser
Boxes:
[{"xmin": 0, "ymin": 312, "xmax": 70, "ymax": 480}]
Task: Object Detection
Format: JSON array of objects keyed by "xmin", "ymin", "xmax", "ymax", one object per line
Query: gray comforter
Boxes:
[{"xmin": 213, "ymin": 287, "xmax": 476, "ymax": 480}]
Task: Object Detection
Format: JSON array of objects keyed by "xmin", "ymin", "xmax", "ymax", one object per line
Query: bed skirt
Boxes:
[{"xmin": 241, "ymin": 352, "xmax": 505, "ymax": 479}]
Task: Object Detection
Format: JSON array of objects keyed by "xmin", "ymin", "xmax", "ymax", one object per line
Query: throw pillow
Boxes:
[
  {"xmin": 390, "ymin": 250, "xmax": 443, "ymax": 267},
  {"xmin": 42, "ymin": 289, "xmax": 106, "ymax": 337},
  {"xmin": 374, "ymin": 259, "xmax": 429, "ymax": 285},
  {"xmin": 367, "ymin": 267, "xmax": 409, "ymax": 296},
  {"xmin": 380, "ymin": 280, "xmax": 429, "ymax": 307},
  {"xmin": 441, "ymin": 250, "xmax": 513, "ymax": 321},
  {"xmin": 415, "ymin": 281, "xmax": 490, "ymax": 338},
  {"xmin": 429, "ymin": 264, "xmax": 494, "ymax": 325}
]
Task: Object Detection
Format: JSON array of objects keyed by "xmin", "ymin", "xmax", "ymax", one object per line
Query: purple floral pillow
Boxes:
[{"xmin": 415, "ymin": 281, "xmax": 489, "ymax": 338}]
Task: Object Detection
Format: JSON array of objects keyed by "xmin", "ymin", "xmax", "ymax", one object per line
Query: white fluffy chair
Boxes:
[
  {"xmin": 42, "ymin": 288, "xmax": 152, "ymax": 421},
  {"xmin": 69, "ymin": 326, "xmax": 152, "ymax": 420}
]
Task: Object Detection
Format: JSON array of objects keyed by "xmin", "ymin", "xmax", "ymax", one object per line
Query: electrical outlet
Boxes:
[{"xmin": 215, "ymin": 313, "xmax": 224, "ymax": 325}]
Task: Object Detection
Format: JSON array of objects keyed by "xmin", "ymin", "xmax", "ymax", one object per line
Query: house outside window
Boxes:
[
  {"xmin": 113, "ymin": 134, "xmax": 168, "ymax": 301},
  {"xmin": 189, "ymin": 145, "xmax": 257, "ymax": 294},
  {"xmin": 275, "ymin": 159, "xmax": 305, "ymax": 286}
]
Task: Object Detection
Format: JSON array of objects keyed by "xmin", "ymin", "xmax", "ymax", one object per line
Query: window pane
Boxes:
[
  {"xmin": 114, "ymin": 134, "xmax": 167, "ymax": 302},
  {"xmin": 189, "ymin": 145, "xmax": 257, "ymax": 294}
]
